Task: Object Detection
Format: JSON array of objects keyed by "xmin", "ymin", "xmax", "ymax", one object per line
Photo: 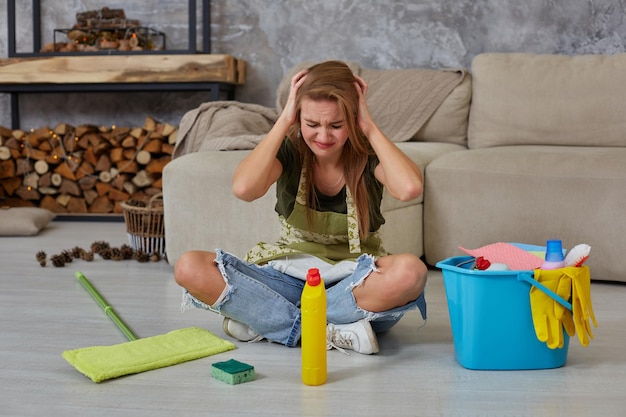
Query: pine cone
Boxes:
[
  {"xmin": 50, "ymin": 254, "xmax": 66, "ymax": 267},
  {"xmin": 110, "ymin": 247, "xmax": 123, "ymax": 261},
  {"xmin": 133, "ymin": 250, "xmax": 149, "ymax": 263},
  {"xmin": 81, "ymin": 251, "xmax": 95, "ymax": 262},
  {"xmin": 60, "ymin": 250, "xmax": 73, "ymax": 263},
  {"xmin": 126, "ymin": 198, "xmax": 147, "ymax": 208},
  {"xmin": 36, "ymin": 250, "xmax": 47, "ymax": 267},
  {"xmin": 150, "ymin": 252, "xmax": 161, "ymax": 262},
  {"xmin": 99, "ymin": 248, "xmax": 112, "ymax": 260},
  {"xmin": 120, "ymin": 244, "xmax": 134, "ymax": 260},
  {"xmin": 91, "ymin": 240, "xmax": 110, "ymax": 255},
  {"xmin": 71, "ymin": 246, "xmax": 85, "ymax": 259}
]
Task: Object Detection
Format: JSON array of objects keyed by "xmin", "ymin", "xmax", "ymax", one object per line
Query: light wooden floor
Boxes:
[{"xmin": 1, "ymin": 220, "xmax": 625, "ymax": 417}]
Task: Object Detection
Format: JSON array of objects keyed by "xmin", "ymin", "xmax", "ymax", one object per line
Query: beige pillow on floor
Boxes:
[{"xmin": 0, "ymin": 207, "xmax": 56, "ymax": 236}]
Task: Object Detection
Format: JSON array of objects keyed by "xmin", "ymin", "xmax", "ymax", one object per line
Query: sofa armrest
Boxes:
[{"xmin": 163, "ymin": 151, "xmax": 278, "ymax": 265}]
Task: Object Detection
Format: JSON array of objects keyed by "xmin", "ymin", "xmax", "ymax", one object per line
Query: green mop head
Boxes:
[{"xmin": 63, "ymin": 272, "xmax": 236, "ymax": 382}]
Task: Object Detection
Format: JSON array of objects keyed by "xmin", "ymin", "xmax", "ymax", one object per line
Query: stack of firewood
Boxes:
[{"xmin": 0, "ymin": 117, "xmax": 176, "ymax": 214}]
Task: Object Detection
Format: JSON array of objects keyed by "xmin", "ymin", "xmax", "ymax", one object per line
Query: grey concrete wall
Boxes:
[{"xmin": 1, "ymin": 0, "xmax": 625, "ymax": 129}]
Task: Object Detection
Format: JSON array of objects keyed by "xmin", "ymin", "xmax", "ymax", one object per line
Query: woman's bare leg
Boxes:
[
  {"xmin": 351, "ymin": 253, "xmax": 427, "ymax": 312},
  {"xmin": 174, "ymin": 250, "xmax": 227, "ymax": 306}
]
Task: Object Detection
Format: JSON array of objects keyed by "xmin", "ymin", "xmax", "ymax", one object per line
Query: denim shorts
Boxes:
[{"xmin": 182, "ymin": 250, "xmax": 427, "ymax": 347}]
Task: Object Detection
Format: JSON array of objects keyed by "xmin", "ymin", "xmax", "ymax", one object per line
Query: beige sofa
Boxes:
[{"xmin": 163, "ymin": 53, "xmax": 626, "ymax": 283}]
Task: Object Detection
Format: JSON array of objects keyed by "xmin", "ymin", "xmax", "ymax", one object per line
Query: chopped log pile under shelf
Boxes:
[{"xmin": 0, "ymin": 117, "xmax": 176, "ymax": 214}]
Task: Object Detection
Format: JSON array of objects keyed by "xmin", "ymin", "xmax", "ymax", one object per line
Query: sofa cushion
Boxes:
[
  {"xmin": 413, "ymin": 73, "xmax": 471, "ymax": 146},
  {"xmin": 0, "ymin": 207, "xmax": 55, "ymax": 236},
  {"xmin": 469, "ymin": 53, "xmax": 626, "ymax": 149}
]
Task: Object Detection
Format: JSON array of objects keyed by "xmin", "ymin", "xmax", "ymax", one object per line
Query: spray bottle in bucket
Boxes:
[{"xmin": 301, "ymin": 268, "xmax": 327, "ymax": 386}]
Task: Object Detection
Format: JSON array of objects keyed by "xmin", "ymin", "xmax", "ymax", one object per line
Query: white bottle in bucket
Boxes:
[{"xmin": 541, "ymin": 239, "xmax": 566, "ymax": 270}]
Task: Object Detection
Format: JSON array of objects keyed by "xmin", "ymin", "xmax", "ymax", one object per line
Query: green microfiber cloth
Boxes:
[
  {"xmin": 63, "ymin": 327, "xmax": 235, "ymax": 383},
  {"xmin": 211, "ymin": 359, "xmax": 255, "ymax": 385}
]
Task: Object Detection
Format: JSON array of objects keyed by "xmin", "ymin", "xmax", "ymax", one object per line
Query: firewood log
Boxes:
[
  {"xmin": 108, "ymin": 188, "xmax": 130, "ymax": 201},
  {"xmin": 122, "ymin": 148, "xmax": 136, "ymax": 160},
  {"xmin": 27, "ymin": 147, "xmax": 48, "ymax": 161},
  {"xmin": 15, "ymin": 159, "xmax": 33, "ymax": 176},
  {"xmin": 54, "ymin": 162, "xmax": 77, "ymax": 181},
  {"xmin": 67, "ymin": 197, "xmax": 87, "ymax": 213},
  {"xmin": 16, "ymin": 186, "xmax": 40, "ymax": 200},
  {"xmin": 144, "ymin": 116, "xmax": 158, "ymax": 132},
  {"xmin": 160, "ymin": 123, "xmax": 177, "ymax": 137},
  {"xmin": 56, "ymin": 194, "xmax": 72, "ymax": 207},
  {"xmin": 83, "ymin": 189, "xmax": 98, "ymax": 205},
  {"xmin": 75, "ymin": 160, "xmax": 94, "ymax": 180},
  {"xmin": 161, "ymin": 143, "xmax": 174, "ymax": 155},
  {"xmin": 75, "ymin": 125, "xmax": 98, "ymax": 138},
  {"xmin": 167, "ymin": 129, "xmax": 178, "ymax": 145},
  {"xmin": 12, "ymin": 130, "xmax": 26, "ymax": 140},
  {"xmin": 0, "ymin": 126, "xmax": 13, "ymax": 138},
  {"xmin": 50, "ymin": 173, "xmax": 63, "ymax": 187},
  {"xmin": 89, "ymin": 196, "xmax": 114, "ymax": 213},
  {"xmin": 129, "ymin": 127, "xmax": 144, "ymax": 139},
  {"xmin": 111, "ymin": 173, "xmax": 128, "ymax": 191},
  {"xmin": 131, "ymin": 170, "xmax": 153, "ymax": 188},
  {"xmin": 145, "ymin": 156, "xmax": 170, "ymax": 174},
  {"xmin": 34, "ymin": 160, "xmax": 49, "ymax": 175},
  {"xmin": 136, "ymin": 150, "xmax": 151, "ymax": 165},
  {"xmin": 83, "ymin": 147, "xmax": 97, "ymax": 165},
  {"xmin": 38, "ymin": 187, "xmax": 58, "ymax": 195},
  {"xmin": 23, "ymin": 172, "xmax": 39, "ymax": 190},
  {"xmin": 142, "ymin": 139, "xmax": 162, "ymax": 153},
  {"xmin": 54, "ymin": 123, "xmax": 72, "ymax": 136},
  {"xmin": 95, "ymin": 182, "xmax": 112, "ymax": 196},
  {"xmin": 0, "ymin": 146, "xmax": 12, "ymax": 160},
  {"xmin": 109, "ymin": 147, "xmax": 124, "ymax": 163},
  {"xmin": 98, "ymin": 171, "xmax": 112, "ymax": 183},
  {"xmin": 1, "ymin": 176, "xmax": 21, "ymax": 195},
  {"xmin": 78, "ymin": 176, "xmax": 98, "ymax": 191},
  {"xmin": 95, "ymin": 154, "xmax": 111, "ymax": 172},
  {"xmin": 33, "ymin": 126, "xmax": 52, "ymax": 142},
  {"xmin": 59, "ymin": 179, "xmax": 82, "ymax": 197},
  {"xmin": 0, "ymin": 159, "xmax": 16, "ymax": 179},
  {"xmin": 117, "ymin": 160, "xmax": 138, "ymax": 174},
  {"xmin": 40, "ymin": 195, "xmax": 66, "ymax": 213},
  {"xmin": 121, "ymin": 136, "xmax": 137, "ymax": 148},
  {"xmin": 123, "ymin": 181, "xmax": 138, "ymax": 195}
]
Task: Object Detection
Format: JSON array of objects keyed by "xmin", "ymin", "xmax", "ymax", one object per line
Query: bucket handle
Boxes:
[{"xmin": 517, "ymin": 272, "xmax": 573, "ymax": 312}]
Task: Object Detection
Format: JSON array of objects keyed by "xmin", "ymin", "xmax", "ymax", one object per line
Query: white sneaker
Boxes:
[
  {"xmin": 222, "ymin": 317, "xmax": 264, "ymax": 342},
  {"xmin": 326, "ymin": 319, "xmax": 379, "ymax": 355}
]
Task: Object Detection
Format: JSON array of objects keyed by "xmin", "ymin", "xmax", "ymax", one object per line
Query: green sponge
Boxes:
[{"xmin": 211, "ymin": 359, "xmax": 255, "ymax": 385}]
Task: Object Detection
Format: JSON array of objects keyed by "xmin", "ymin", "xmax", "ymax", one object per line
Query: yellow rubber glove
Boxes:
[
  {"xmin": 570, "ymin": 266, "xmax": 597, "ymax": 346},
  {"xmin": 530, "ymin": 269, "xmax": 574, "ymax": 349}
]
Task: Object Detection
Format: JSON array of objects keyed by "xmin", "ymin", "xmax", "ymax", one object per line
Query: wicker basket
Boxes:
[{"xmin": 120, "ymin": 193, "xmax": 165, "ymax": 256}]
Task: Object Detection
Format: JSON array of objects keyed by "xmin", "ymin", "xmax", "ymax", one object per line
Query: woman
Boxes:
[{"xmin": 174, "ymin": 61, "xmax": 427, "ymax": 354}]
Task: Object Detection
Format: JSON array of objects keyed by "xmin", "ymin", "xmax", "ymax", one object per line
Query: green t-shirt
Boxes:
[{"xmin": 274, "ymin": 139, "xmax": 385, "ymax": 232}]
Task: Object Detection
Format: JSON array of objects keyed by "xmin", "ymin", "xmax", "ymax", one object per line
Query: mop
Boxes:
[{"xmin": 62, "ymin": 271, "xmax": 235, "ymax": 383}]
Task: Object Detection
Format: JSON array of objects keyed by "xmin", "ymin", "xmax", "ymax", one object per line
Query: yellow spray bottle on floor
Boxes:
[{"xmin": 301, "ymin": 268, "xmax": 327, "ymax": 386}]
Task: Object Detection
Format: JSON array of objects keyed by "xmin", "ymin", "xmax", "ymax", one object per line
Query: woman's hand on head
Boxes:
[
  {"xmin": 280, "ymin": 69, "xmax": 308, "ymax": 126},
  {"xmin": 354, "ymin": 75, "xmax": 376, "ymax": 136}
]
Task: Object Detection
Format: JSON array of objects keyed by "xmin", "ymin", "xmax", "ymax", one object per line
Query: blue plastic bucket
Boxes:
[{"xmin": 436, "ymin": 256, "xmax": 570, "ymax": 370}]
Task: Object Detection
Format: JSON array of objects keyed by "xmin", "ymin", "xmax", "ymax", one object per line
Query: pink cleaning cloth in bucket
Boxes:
[{"xmin": 459, "ymin": 242, "xmax": 544, "ymax": 270}]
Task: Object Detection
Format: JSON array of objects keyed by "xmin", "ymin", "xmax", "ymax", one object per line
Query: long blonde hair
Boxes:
[{"xmin": 286, "ymin": 61, "xmax": 374, "ymax": 239}]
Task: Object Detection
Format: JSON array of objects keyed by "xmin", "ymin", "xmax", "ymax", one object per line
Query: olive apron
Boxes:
[{"xmin": 245, "ymin": 164, "xmax": 386, "ymax": 266}]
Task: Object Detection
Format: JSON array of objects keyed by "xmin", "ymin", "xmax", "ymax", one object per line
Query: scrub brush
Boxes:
[{"xmin": 564, "ymin": 243, "xmax": 591, "ymax": 267}]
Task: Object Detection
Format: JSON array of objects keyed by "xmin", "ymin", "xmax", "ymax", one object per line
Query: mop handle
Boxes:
[{"xmin": 75, "ymin": 271, "xmax": 138, "ymax": 341}]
